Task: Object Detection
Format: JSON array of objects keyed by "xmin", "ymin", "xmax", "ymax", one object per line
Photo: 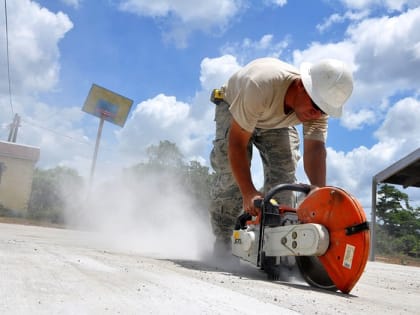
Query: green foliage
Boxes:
[
  {"xmin": 376, "ymin": 184, "xmax": 420, "ymax": 256},
  {"xmin": 146, "ymin": 140, "xmax": 184, "ymax": 168},
  {"xmin": 28, "ymin": 166, "xmax": 84, "ymax": 224},
  {"xmin": 26, "ymin": 140, "xmax": 213, "ymax": 225},
  {"xmin": 184, "ymin": 160, "xmax": 212, "ymax": 214},
  {"xmin": 125, "ymin": 140, "xmax": 212, "ymax": 218}
]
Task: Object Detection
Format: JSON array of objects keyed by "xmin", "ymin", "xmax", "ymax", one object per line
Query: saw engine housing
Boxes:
[{"xmin": 231, "ymin": 184, "xmax": 370, "ymax": 294}]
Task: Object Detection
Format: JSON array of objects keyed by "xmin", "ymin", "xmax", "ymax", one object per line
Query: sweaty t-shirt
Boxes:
[{"xmin": 224, "ymin": 58, "xmax": 328, "ymax": 142}]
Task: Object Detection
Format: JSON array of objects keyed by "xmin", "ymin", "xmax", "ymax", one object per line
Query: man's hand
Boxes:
[{"xmin": 243, "ymin": 192, "xmax": 264, "ymax": 217}]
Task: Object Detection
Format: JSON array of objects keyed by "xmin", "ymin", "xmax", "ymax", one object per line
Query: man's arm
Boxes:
[
  {"xmin": 228, "ymin": 118, "xmax": 262, "ymax": 215},
  {"xmin": 303, "ymin": 138, "xmax": 326, "ymax": 187}
]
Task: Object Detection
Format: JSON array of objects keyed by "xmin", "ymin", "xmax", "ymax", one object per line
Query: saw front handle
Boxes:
[{"xmin": 248, "ymin": 183, "xmax": 312, "ymax": 226}]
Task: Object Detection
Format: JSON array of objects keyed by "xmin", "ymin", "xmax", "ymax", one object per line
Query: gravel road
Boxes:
[{"xmin": 0, "ymin": 222, "xmax": 419, "ymax": 315}]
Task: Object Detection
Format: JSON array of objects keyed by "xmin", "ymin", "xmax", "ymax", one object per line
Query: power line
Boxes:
[
  {"xmin": 20, "ymin": 117, "xmax": 115, "ymax": 152},
  {"xmin": 21, "ymin": 118, "xmax": 93, "ymax": 146},
  {"xmin": 4, "ymin": 0, "xmax": 14, "ymax": 116}
]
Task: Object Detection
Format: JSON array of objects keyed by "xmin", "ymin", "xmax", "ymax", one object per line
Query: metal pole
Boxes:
[
  {"xmin": 370, "ymin": 178, "xmax": 377, "ymax": 261},
  {"xmin": 7, "ymin": 113, "xmax": 17, "ymax": 142},
  {"xmin": 12, "ymin": 114, "xmax": 20, "ymax": 142},
  {"xmin": 89, "ymin": 116, "xmax": 105, "ymax": 188}
]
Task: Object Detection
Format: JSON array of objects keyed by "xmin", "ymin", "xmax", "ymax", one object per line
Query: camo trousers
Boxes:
[{"xmin": 209, "ymin": 101, "xmax": 301, "ymax": 243}]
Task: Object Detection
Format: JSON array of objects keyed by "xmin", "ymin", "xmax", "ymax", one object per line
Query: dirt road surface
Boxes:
[{"xmin": 1, "ymin": 222, "xmax": 419, "ymax": 315}]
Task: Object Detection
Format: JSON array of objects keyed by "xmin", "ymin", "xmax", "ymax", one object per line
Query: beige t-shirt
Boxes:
[{"xmin": 224, "ymin": 58, "xmax": 328, "ymax": 142}]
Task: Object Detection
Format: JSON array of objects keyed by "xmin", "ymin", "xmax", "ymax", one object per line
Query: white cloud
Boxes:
[
  {"xmin": 292, "ymin": 6, "xmax": 420, "ymax": 128},
  {"xmin": 374, "ymin": 97, "xmax": 420, "ymax": 143},
  {"xmin": 316, "ymin": 10, "xmax": 369, "ymax": 33},
  {"xmin": 221, "ymin": 34, "xmax": 289, "ymax": 63},
  {"xmin": 117, "ymin": 54, "xmax": 242, "ymax": 166},
  {"xmin": 60, "ymin": 0, "xmax": 81, "ymax": 9},
  {"xmin": 117, "ymin": 94, "xmax": 202, "ymax": 162},
  {"xmin": 263, "ymin": 0, "xmax": 287, "ymax": 7},
  {"xmin": 119, "ymin": 0, "xmax": 243, "ymax": 23},
  {"xmin": 199, "ymin": 55, "xmax": 241, "ymax": 90},
  {"xmin": 289, "ymin": 7, "xmax": 420, "ymax": 210},
  {"xmin": 118, "ymin": 0, "xmax": 246, "ymax": 47},
  {"xmin": 341, "ymin": 109, "xmax": 376, "ymax": 130},
  {"xmin": 0, "ymin": 0, "xmax": 73, "ymax": 96},
  {"xmin": 292, "ymin": 41, "xmax": 355, "ymax": 69},
  {"xmin": 326, "ymin": 97, "xmax": 420, "ymax": 211},
  {"xmin": 339, "ymin": 0, "xmax": 420, "ymax": 12},
  {"xmin": 0, "ymin": 1, "xmax": 87, "ymax": 174},
  {"xmin": 348, "ymin": 8, "xmax": 420, "ymax": 83}
]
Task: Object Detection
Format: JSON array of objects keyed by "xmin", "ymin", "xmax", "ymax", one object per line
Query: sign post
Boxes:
[{"xmin": 82, "ymin": 84, "xmax": 133, "ymax": 187}]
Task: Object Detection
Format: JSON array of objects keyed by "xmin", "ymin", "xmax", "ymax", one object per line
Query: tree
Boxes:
[
  {"xmin": 146, "ymin": 140, "xmax": 184, "ymax": 168},
  {"xmin": 125, "ymin": 140, "xmax": 212, "ymax": 218},
  {"xmin": 376, "ymin": 184, "xmax": 420, "ymax": 255},
  {"xmin": 28, "ymin": 166, "xmax": 84, "ymax": 223},
  {"xmin": 183, "ymin": 160, "xmax": 213, "ymax": 217}
]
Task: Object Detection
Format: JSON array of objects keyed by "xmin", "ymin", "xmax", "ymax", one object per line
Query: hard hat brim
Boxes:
[{"xmin": 300, "ymin": 62, "xmax": 343, "ymax": 118}]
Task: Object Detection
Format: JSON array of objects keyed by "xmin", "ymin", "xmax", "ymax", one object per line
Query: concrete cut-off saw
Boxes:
[{"xmin": 231, "ymin": 184, "xmax": 370, "ymax": 294}]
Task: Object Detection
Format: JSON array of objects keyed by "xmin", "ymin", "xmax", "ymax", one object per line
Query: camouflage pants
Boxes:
[{"xmin": 209, "ymin": 101, "xmax": 301, "ymax": 243}]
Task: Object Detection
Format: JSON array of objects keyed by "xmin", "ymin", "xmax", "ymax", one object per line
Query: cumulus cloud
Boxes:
[
  {"xmin": 0, "ymin": 1, "xmax": 87, "ymax": 172},
  {"xmin": 60, "ymin": 0, "xmax": 81, "ymax": 9},
  {"xmin": 292, "ymin": 6, "xmax": 420, "ymax": 129},
  {"xmin": 118, "ymin": 55, "xmax": 241, "ymax": 165},
  {"xmin": 199, "ymin": 55, "xmax": 241, "ymax": 90},
  {"xmin": 339, "ymin": 0, "xmax": 419, "ymax": 12},
  {"xmin": 221, "ymin": 34, "xmax": 290, "ymax": 64},
  {"xmin": 283, "ymin": 6, "xmax": 420, "ymax": 209},
  {"xmin": 118, "ymin": 0, "xmax": 246, "ymax": 48},
  {"xmin": 374, "ymin": 97, "xmax": 420, "ymax": 143},
  {"xmin": 348, "ymin": 8, "xmax": 420, "ymax": 86},
  {"xmin": 0, "ymin": 0, "xmax": 73, "ymax": 96},
  {"xmin": 117, "ymin": 93, "xmax": 212, "ymax": 166},
  {"xmin": 263, "ymin": 0, "xmax": 287, "ymax": 7},
  {"xmin": 316, "ymin": 10, "xmax": 369, "ymax": 33},
  {"xmin": 118, "ymin": 94, "xmax": 191, "ymax": 158},
  {"xmin": 340, "ymin": 108, "xmax": 376, "ymax": 130},
  {"xmin": 326, "ymin": 97, "xmax": 420, "ymax": 210}
]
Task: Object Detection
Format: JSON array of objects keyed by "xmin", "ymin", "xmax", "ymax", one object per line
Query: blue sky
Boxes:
[{"xmin": 1, "ymin": 0, "xmax": 420, "ymax": 216}]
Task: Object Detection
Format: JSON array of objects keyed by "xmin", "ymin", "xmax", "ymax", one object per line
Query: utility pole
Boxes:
[
  {"xmin": 7, "ymin": 113, "xmax": 20, "ymax": 143},
  {"xmin": 88, "ymin": 114, "xmax": 105, "ymax": 188}
]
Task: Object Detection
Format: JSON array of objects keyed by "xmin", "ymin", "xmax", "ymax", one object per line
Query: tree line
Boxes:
[
  {"xmin": 2, "ymin": 140, "xmax": 419, "ymax": 258},
  {"xmin": 375, "ymin": 184, "xmax": 420, "ymax": 258},
  {"xmin": 26, "ymin": 140, "xmax": 213, "ymax": 225}
]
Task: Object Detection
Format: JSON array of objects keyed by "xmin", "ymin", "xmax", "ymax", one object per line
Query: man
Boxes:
[{"xmin": 209, "ymin": 57, "xmax": 353, "ymax": 254}]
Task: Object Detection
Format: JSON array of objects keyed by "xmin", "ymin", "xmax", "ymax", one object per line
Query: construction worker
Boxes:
[{"xmin": 209, "ymin": 57, "xmax": 353, "ymax": 256}]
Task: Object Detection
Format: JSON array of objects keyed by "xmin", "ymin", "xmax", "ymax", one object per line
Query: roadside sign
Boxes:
[{"xmin": 82, "ymin": 84, "xmax": 133, "ymax": 127}]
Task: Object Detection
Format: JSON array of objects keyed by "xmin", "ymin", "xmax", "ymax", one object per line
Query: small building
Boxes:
[{"xmin": 0, "ymin": 140, "xmax": 40, "ymax": 215}]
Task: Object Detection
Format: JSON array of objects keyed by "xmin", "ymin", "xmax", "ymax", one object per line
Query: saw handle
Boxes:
[
  {"xmin": 264, "ymin": 183, "xmax": 311, "ymax": 204},
  {"xmin": 249, "ymin": 184, "xmax": 312, "ymax": 228},
  {"xmin": 253, "ymin": 183, "xmax": 312, "ymax": 213}
]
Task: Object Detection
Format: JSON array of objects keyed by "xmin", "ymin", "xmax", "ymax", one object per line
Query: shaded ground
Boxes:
[{"xmin": 1, "ymin": 222, "xmax": 419, "ymax": 314}]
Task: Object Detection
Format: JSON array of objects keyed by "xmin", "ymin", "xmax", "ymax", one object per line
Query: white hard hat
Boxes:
[{"xmin": 300, "ymin": 59, "xmax": 353, "ymax": 118}]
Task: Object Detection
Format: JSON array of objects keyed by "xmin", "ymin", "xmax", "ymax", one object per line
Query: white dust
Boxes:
[{"xmin": 66, "ymin": 171, "xmax": 215, "ymax": 260}]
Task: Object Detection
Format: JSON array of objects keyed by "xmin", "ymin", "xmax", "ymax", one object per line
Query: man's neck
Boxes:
[{"xmin": 284, "ymin": 79, "xmax": 298, "ymax": 114}]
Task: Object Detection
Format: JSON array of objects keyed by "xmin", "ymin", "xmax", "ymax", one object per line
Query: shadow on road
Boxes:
[{"xmin": 166, "ymin": 257, "xmax": 352, "ymax": 297}]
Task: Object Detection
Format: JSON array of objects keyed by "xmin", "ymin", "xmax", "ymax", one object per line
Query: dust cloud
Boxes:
[
  {"xmin": 60, "ymin": 170, "xmax": 308, "ymax": 286},
  {"xmin": 66, "ymin": 171, "xmax": 215, "ymax": 261}
]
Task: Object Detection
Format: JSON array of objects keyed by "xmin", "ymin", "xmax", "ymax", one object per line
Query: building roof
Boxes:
[
  {"xmin": 373, "ymin": 148, "xmax": 420, "ymax": 188},
  {"xmin": 0, "ymin": 140, "xmax": 40, "ymax": 162}
]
